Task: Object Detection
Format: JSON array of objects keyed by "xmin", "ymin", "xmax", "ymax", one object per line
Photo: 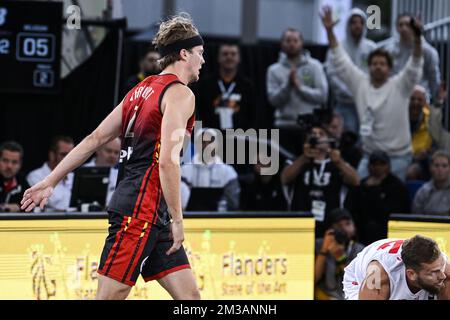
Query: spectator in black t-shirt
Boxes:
[
  {"xmin": 281, "ymin": 125, "xmax": 360, "ymax": 236},
  {"xmin": 345, "ymin": 151, "xmax": 410, "ymax": 245},
  {"xmin": 0, "ymin": 141, "xmax": 30, "ymax": 212},
  {"xmin": 123, "ymin": 48, "xmax": 161, "ymax": 96},
  {"xmin": 241, "ymin": 153, "xmax": 287, "ymax": 211},
  {"xmin": 193, "ymin": 43, "xmax": 256, "ymax": 130}
]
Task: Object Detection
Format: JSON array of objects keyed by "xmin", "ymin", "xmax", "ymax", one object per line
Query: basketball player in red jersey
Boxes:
[{"xmin": 21, "ymin": 13, "xmax": 204, "ymax": 300}]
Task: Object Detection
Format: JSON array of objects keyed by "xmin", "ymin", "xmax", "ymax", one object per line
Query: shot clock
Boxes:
[{"xmin": 0, "ymin": 1, "xmax": 62, "ymax": 94}]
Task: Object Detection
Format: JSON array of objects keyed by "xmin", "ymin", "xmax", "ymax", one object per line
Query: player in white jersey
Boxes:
[{"xmin": 343, "ymin": 235, "xmax": 450, "ymax": 300}]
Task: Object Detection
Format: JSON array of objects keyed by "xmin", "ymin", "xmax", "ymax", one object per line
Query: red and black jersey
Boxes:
[{"xmin": 108, "ymin": 74, "xmax": 195, "ymax": 225}]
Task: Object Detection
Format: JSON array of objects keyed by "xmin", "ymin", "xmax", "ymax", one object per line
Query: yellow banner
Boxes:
[
  {"xmin": 0, "ymin": 216, "xmax": 315, "ymax": 300},
  {"xmin": 388, "ymin": 220, "xmax": 450, "ymax": 256}
]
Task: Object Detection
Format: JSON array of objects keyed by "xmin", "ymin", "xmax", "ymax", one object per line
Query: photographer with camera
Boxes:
[
  {"xmin": 321, "ymin": 6, "xmax": 424, "ymax": 181},
  {"xmin": 281, "ymin": 125, "xmax": 359, "ymax": 236},
  {"xmin": 315, "ymin": 208, "xmax": 365, "ymax": 300}
]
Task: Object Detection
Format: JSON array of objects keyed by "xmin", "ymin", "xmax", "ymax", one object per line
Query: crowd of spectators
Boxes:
[{"xmin": 1, "ymin": 6, "xmax": 450, "ymax": 300}]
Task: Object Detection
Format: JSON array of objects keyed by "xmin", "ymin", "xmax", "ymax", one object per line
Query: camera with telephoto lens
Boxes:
[{"xmin": 332, "ymin": 228, "xmax": 349, "ymax": 245}]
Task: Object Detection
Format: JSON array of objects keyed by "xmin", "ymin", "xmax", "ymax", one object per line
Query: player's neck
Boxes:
[
  {"xmin": 161, "ymin": 65, "xmax": 190, "ymax": 85},
  {"xmin": 405, "ymin": 274, "xmax": 422, "ymax": 294}
]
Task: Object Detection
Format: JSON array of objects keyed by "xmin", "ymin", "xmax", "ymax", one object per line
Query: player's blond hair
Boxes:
[{"xmin": 152, "ymin": 13, "xmax": 200, "ymax": 70}]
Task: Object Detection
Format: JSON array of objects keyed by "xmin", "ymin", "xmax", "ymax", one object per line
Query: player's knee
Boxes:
[
  {"xmin": 190, "ymin": 289, "xmax": 201, "ymax": 300},
  {"xmin": 184, "ymin": 288, "xmax": 201, "ymax": 300},
  {"xmin": 96, "ymin": 285, "xmax": 130, "ymax": 300}
]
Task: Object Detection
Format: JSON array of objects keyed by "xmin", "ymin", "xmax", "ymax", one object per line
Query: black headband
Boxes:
[{"xmin": 158, "ymin": 35, "xmax": 204, "ymax": 57}]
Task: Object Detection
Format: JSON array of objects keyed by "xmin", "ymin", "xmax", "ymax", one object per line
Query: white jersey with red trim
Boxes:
[{"xmin": 343, "ymin": 238, "xmax": 437, "ymax": 300}]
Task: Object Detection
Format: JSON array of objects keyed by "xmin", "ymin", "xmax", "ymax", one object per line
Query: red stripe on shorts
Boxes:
[{"xmin": 143, "ymin": 264, "xmax": 191, "ymax": 282}]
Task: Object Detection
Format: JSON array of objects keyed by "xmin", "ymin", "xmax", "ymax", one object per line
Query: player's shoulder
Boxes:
[
  {"xmin": 366, "ymin": 260, "xmax": 390, "ymax": 288},
  {"xmin": 165, "ymin": 82, "xmax": 194, "ymax": 100}
]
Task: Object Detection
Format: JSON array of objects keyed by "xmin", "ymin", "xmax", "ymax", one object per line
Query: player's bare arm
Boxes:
[
  {"xmin": 20, "ymin": 101, "xmax": 123, "ymax": 212},
  {"xmin": 159, "ymin": 83, "xmax": 195, "ymax": 255},
  {"xmin": 359, "ymin": 260, "xmax": 391, "ymax": 300}
]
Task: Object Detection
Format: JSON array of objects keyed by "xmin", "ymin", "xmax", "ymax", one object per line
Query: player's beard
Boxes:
[{"xmin": 417, "ymin": 277, "xmax": 445, "ymax": 295}]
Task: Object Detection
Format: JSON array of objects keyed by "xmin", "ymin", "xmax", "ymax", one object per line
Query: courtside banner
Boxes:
[
  {"xmin": 0, "ymin": 214, "xmax": 314, "ymax": 300},
  {"xmin": 388, "ymin": 214, "xmax": 450, "ymax": 256}
]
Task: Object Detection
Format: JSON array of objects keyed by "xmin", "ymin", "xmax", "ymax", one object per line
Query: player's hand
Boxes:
[
  {"xmin": 303, "ymin": 144, "xmax": 318, "ymax": 159},
  {"xmin": 329, "ymin": 242, "xmax": 346, "ymax": 260},
  {"xmin": 321, "ymin": 229, "xmax": 336, "ymax": 252},
  {"xmin": 437, "ymin": 82, "xmax": 447, "ymax": 105},
  {"xmin": 329, "ymin": 148, "xmax": 341, "ymax": 163},
  {"xmin": 410, "ymin": 16, "xmax": 423, "ymax": 39},
  {"xmin": 166, "ymin": 219, "xmax": 185, "ymax": 255},
  {"xmin": 20, "ymin": 179, "xmax": 54, "ymax": 212},
  {"xmin": 320, "ymin": 5, "xmax": 339, "ymax": 31},
  {"xmin": 289, "ymin": 69, "xmax": 300, "ymax": 88}
]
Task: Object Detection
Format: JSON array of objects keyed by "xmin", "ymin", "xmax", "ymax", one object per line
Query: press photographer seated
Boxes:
[
  {"xmin": 314, "ymin": 208, "xmax": 365, "ymax": 300},
  {"xmin": 281, "ymin": 125, "xmax": 360, "ymax": 236}
]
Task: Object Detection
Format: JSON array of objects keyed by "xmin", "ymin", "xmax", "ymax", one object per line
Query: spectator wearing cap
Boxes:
[
  {"xmin": 315, "ymin": 208, "xmax": 365, "ymax": 300},
  {"xmin": 0, "ymin": 141, "xmax": 30, "ymax": 212},
  {"xmin": 345, "ymin": 151, "xmax": 410, "ymax": 245},
  {"xmin": 412, "ymin": 150, "xmax": 450, "ymax": 216},
  {"xmin": 240, "ymin": 152, "xmax": 287, "ymax": 211}
]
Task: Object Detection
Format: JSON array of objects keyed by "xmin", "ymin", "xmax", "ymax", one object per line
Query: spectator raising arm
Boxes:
[
  {"xmin": 395, "ymin": 17, "xmax": 424, "ymax": 96},
  {"xmin": 320, "ymin": 6, "xmax": 366, "ymax": 97},
  {"xmin": 429, "ymin": 85, "xmax": 450, "ymax": 151}
]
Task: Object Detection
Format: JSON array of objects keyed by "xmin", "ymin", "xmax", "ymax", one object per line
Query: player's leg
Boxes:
[
  {"xmin": 157, "ymin": 268, "xmax": 201, "ymax": 300},
  {"xmin": 96, "ymin": 213, "xmax": 152, "ymax": 300},
  {"xmin": 96, "ymin": 274, "xmax": 132, "ymax": 300},
  {"xmin": 141, "ymin": 223, "xmax": 200, "ymax": 299}
]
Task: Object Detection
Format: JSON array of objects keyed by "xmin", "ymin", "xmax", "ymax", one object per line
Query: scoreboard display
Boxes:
[{"xmin": 0, "ymin": 1, "xmax": 62, "ymax": 94}]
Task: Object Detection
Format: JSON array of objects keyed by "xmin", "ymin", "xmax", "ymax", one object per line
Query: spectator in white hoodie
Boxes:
[
  {"xmin": 320, "ymin": 6, "xmax": 424, "ymax": 181},
  {"xmin": 325, "ymin": 8, "xmax": 377, "ymax": 134}
]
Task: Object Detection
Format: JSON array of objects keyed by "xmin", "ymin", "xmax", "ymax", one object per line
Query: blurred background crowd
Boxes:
[{"xmin": 1, "ymin": 0, "xmax": 450, "ymax": 300}]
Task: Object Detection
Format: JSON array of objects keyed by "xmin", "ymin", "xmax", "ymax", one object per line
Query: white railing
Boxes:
[
  {"xmin": 392, "ymin": 0, "xmax": 450, "ymax": 129},
  {"xmin": 424, "ymin": 17, "xmax": 450, "ymax": 129}
]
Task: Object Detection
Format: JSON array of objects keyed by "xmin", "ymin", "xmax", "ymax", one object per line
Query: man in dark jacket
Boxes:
[{"xmin": 345, "ymin": 151, "xmax": 410, "ymax": 245}]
